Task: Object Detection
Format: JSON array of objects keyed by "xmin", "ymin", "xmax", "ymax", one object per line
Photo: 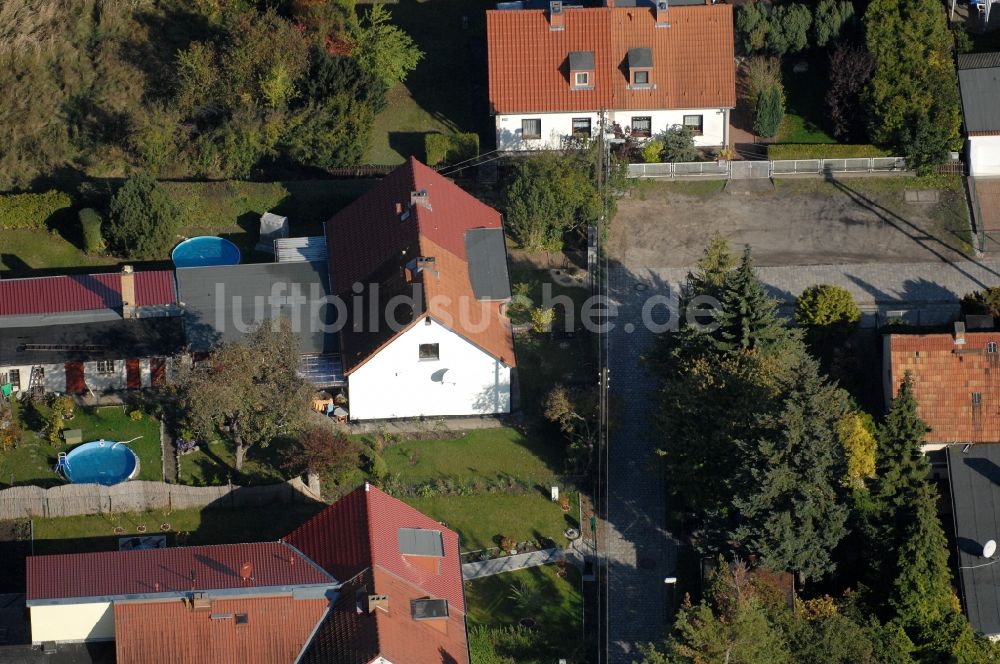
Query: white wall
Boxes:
[
  {"xmin": 30, "ymin": 602, "xmax": 114, "ymax": 643},
  {"xmin": 0, "ymin": 365, "xmax": 31, "ymax": 392},
  {"xmin": 969, "ymin": 135, "xmax": 1000, "ymax": 176},
  {"xmin": 83, "ymin": 361, "xmax": 127, "ymax": 392},
  {"xmin": 496, "ymin": 108, "xmax": 728, "ymax": 150},
  {"xmin": 348, "ymin": 319, "xmax": 511, "ymax": 420}
]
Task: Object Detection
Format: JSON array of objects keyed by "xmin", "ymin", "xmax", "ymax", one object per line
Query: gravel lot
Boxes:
[{"xmin": 611, "ymin": 177, "xmax": 973, "ymax": 269}]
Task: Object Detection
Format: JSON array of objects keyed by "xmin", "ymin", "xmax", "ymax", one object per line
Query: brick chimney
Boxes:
[
  {"xmin": 121, "ymin": 265, "xmax": 137, "ymax": 320},
  {"xmin": 549, "ymin": 1, "xmax": 565, "ymax": 31},
  {"xmin": 954, "ymin": 320, "xmax": 967, "ymax": 346}
]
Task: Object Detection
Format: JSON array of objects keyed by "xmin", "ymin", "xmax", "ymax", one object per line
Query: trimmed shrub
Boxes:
[
  {"xmin": 106, "ymin": 172, "xmax": 181, "ymax": 260},
  {"xmin": 0, "ymin": 191, "xmax": 73, "ymax": 230},
  {"xmin": 78, "ymin": 208, "xmax": 105, "ymax": 254},
  {"xmin": 641, "ymin": 139, "xmax": 665, "ymax": 163},
  {"xmin": 768, "ymin": 144, "xmax": 892, "ymax": 160},
  {"xmin": 795, "ymin": 284, "xmax": 861, "ymax": 329},
  {"xmin": 753, "ymin": 85, "xmax": 785, "ymax": 138},
  {"xmin": 424, "ymin": 132, "xmax": 479, "ymax": 167}
]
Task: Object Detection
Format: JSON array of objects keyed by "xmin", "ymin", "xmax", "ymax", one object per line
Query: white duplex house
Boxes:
[
  {"xmin": 325, "ymin": 158, "xmax": 516, "ymax": 421},
  {"xmin": 486, "ymin": 0, "xmax": 737, "ymax": 150}
]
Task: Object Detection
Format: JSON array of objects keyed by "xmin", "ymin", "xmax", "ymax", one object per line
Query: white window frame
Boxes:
[
  {"xmin": 631, "ymin": 116, "xmax": 652, "ymax": 138},
  {"xmin": 574, "ymin": 71, "xmax": 589, "ymax": 87},
  {"xmin": 633, "ymin": 70, "xmax": 649, "ymax": 85},
  {"xmin": 95, "ymin": 360, "xmax": 116, "ymax": 375},
  {"xmin": 572, "ymin": 117, "xmax": 592, "ymax": 137},
  {"xmin": 683, "ymin": 114, "xmax": 704, "ymax": 136},
  {"xmin": 522, "ymin": 118, "xmax": 542, "ymax": 140}
]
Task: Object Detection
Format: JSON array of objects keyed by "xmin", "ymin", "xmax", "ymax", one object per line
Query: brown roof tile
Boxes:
[
  {"xmin": 487, "ymin": 5, "xmax": 736, "ymax": 114},
  {"xmin": 887, "ymin": 332, "xmax": 1000, "ymax": 443},
  {"xmin": 325, "ymin": 158, "xmax": 515, "ymax": 373},
  {"xmin": 113, "ymin": 596, "xmax": 327, "ymax": 664}
]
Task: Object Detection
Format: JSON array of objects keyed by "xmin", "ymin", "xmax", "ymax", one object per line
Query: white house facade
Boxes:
[
  {"xmin": 495, "ymin": 107, "xmax": 729, "ymax": 150},
  {"xmin": 487, "ymin": 2, "xmax": 736, "ymax": 153},
  {"xmin": 958, "ymin": 52, "xmax": 1000, "ymax": 177},
  {"xmin": 347, "ymin": 318, "xmax": 511, "ymax": 420},
  {"xmin": 969, "ymin": 134, "xmax": 1000, "ymax": 176}
]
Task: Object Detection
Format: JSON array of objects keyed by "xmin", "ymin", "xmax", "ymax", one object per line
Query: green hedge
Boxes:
[
  {"xmin": 0, "ymin": 191, "xmax": 74, "ymax": 230},
  {"xmin": 425, "ymin": 132, "xmax": 480, "ymax": 167},
  {"xmin": 78, "ymin": 208, "xmax": 105, "ymax": 254},
  {"xmin": 767, "ymin": 144, "xmax": 893, "ymax": 160}
]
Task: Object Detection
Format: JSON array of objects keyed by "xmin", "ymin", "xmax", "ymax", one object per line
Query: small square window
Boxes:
[
  {"xmin": 683, "ymin": 115, "xmax": 704, "ymax": 136},
  {"xmin": 631, "ymin": 116, "xmax": 652, "ymax": 138},
  {"xmin": 988, "ymin": 341, "xmax": 998, "ymax": 354},
  {"xmin": 522, "ymin": 118, "xmax": 542, "ymax": 140},
  {"xmin": 633, "ymin": 70, "xmax": 649, "ymax": 85},
  {"xmin": 419, "ymin": 343, "xmax": 440, "ymax": 361},
  {"xmin": 574, "ymin": 71, "xmax": 589, "ymax": 87},
  {"xmin": 572, "ymin": 117, "xmax": 592, "ymax": 137},
  {"xmin": 235, "ymin": 613, "xmax": 248, "ymax": 626},
  {"xmin": 95, "ymin": 360, "xmax": 116, "ymax": 375},
  {"xmin": 973, "ymin": 392, "xmax": 983, "ymax": 406}
]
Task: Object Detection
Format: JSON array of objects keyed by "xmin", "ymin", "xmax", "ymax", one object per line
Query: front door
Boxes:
[
  {"xmin": 65, "ymin": 362, "xmax": 85, "ymax": 394},
  {"xmin": 150, "ymin": 357, "xmax": 166, "ymax": 387},
  {"xmin": 126, "ymin": 359, "xmax": 141, "ymax": 390}
]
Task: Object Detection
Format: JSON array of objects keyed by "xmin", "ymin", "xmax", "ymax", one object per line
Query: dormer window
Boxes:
[
  {"xmin": 569, "ymin": 51, "xmax": 594, "ymax": 89},
  {"xmin": 627, "ymin": 48, "xmax": 652, "ymax": 88}
]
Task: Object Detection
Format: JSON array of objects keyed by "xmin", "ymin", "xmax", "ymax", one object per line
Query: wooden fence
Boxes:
[{"xmin": 0, "ymin": 478, "xmax": 320, "ymax": 520}]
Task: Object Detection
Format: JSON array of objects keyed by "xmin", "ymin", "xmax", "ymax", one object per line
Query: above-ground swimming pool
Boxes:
[
  {"xmin": 172, "ymin": 236, "xmax": 241, "ymax": 268},
  {"xmin": 62, "ymin": 441, "xmax": 139, "ymax": 486}
]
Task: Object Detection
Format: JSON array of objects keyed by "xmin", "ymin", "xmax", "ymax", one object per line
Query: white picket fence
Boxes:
[{"xmin": 627, "ymin": 156, "xmax": 908, "ymax": 179}]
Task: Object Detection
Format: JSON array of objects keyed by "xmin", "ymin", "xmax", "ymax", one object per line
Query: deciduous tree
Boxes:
[
  {"xmin": 350, "ymin": 4, "xmax": 423, "ymax": 88},
  {"xmin": 176, "ymin": 319, "xmax": 312, "ymax": 472},
  {"xmin": 825, "ymin": 43, "xmax": 875, "ymax": 142}
]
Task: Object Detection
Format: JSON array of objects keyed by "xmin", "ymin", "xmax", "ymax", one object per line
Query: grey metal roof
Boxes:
[
  {"xmin": 959, "ymin": 52, "xmax": 1000, "ymax": 70},
  {"xmin": 958, "ymin": 64, "xmax": 1000, "ymax": 133},
  {"xmin": 0, "ymin": 317, "xmax": 185, "ymax": 365},
  {"xmin": 948, "ymin": 444, "xmax": 1000, "ymax": 637},
  {"xmin": 276, "ymin": 236, "xmax": 328, "ymax": 264},
  {"xmin": 628, "ymin": 47, "xmax": 653, "ymax": 69},
  {"xmin": 465, "ymin": 228, "xmax": 512, "ymax": 301},
  {"xmin": 397, "ymin": 528, "xmax": 444, "ymax": 557},
  {"xmin": 175, "ymin": 262, "xmax": 337, "ymax": 354},
  {"xmin": 569, "ymin": 51, "xmax": 595, "ymax": 71}
]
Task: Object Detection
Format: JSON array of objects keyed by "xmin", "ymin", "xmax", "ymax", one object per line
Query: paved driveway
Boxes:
[{"xmin": 612, "ymin": 178, "xmax": 972, "ymax": 268}]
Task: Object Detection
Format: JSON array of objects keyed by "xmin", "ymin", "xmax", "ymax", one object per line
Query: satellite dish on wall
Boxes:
[{"xmin": 984, "ymin": 540, "xmax": 997, "ymax": 558}]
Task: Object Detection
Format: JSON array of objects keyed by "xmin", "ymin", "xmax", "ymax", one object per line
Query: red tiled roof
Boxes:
[
  {"xmin": 325, "ymin": 158, "xmax": 515, "ymax": 373},
  {"xmin": 887, "ymin": 332, "xmax": 1000, "ymax": 443},
  {"xmin": 113, "ymin": 596, "xmax": 328, "ymax": 664},
  {"xmin": 285, "ymin": 484, "xmax": 469, "ymax": 664},
  {"xmin": 0, "ymin": 270, "xmax": 176, "ymax": 317},
  {"xmin": 26, "ymin": 542, "xmax": 332, "ymax": 602},
  {"xmin": 486, "ymin": 5, "xmax": 736, "ymax": 114}
]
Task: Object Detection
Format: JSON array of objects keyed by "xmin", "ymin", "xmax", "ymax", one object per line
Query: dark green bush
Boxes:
[
  {"xmin": 424, "ymin": 132, "xmax": 479, "ymax": 167},
  {"xmin": 0, "ymin": 191, "xmax": 73, "ymax": 230},
  {"xmin": 78, "ymin": 208, "xmax": 105, "ymax": 254}
]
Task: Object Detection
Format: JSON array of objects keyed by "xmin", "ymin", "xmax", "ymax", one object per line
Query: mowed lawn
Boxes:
[
  {"xmin": 372, "ymin": 427, "xmax": 579, "ymax": 551},
  {"xmin": 407, "ymin": 492, "xmax": 579, "ymax": 552},
  {"xmin": 380, "ymin": 427, "xmax": 563, "ymax": 484},
  {"xmin": 0, "ymin": 179, "xmax": 376, "ymax": 277},
  {"xmin": 30, "ymin": 504, "xmax": 326, "ymax": 555},
  {"xmin": 2, "ymin": 403, "xmax": 162, "ymax": 486},
  {"xmin": 364, "ymin": 0, "xmax": 495, "ymax": 163}
]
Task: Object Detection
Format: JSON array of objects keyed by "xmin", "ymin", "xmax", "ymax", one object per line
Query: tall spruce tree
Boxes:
[
  {"xmin": 733, "ymin": 355, "xmax": 850, "ymax": 580},
  {"xmin": 714, "ymin": 245, "xmax": 788, "ymax": 353}
]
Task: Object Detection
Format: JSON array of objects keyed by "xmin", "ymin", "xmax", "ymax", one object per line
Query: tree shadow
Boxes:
[{"xmin": 388, "ymin": 132, "xmax": 431, "ymax": 162}]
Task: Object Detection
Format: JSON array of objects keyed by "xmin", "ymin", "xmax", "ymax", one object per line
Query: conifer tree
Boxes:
[
  {"xmin": 714, "ymin": 245, "xmax": 788, "ymax": 353},
  {"xmin": 734, "ymin": 355, "xmax": 850, "ymax": 580}
]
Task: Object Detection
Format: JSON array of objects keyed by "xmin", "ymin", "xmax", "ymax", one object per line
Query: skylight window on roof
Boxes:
[
  {"xmin": 411, "ymin": 598, "xmax": 449, "ymax": 621},
  {"xmin": 398, "ymin": 528, "xmax": 445, "ymax": 556}
]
